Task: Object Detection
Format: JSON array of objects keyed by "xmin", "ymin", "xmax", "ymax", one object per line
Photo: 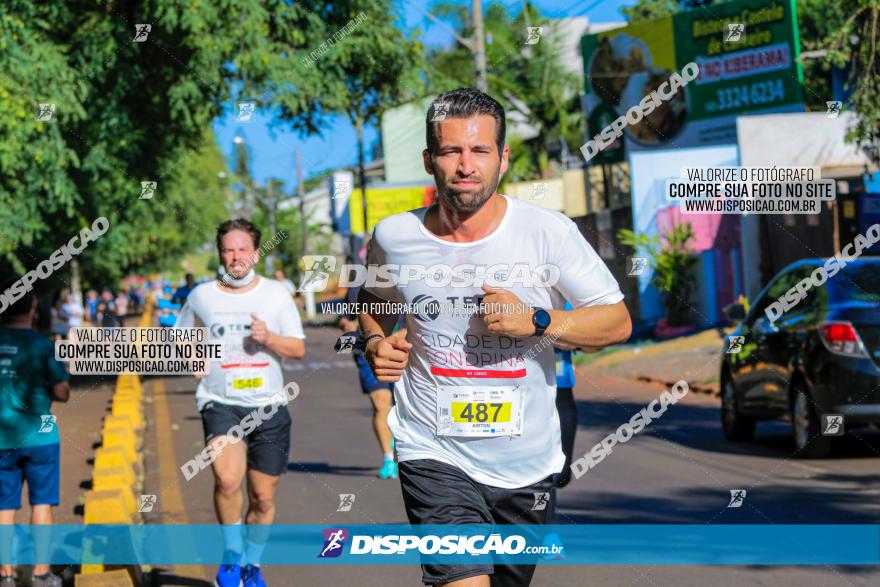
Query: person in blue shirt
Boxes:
[
  {"xmin": 84, "ymin": 289, "xmax": 99, "ymax": 324},
  {"xmin": 338, "ymin": 281, "xmax": 398, "ymax": 480},
  {"xmin": 0, "ymin": 287, "xmax": 70, "ymax": 587},
  {"xmin": 171, "ymin": 273, "xmax": 196, "ymax": 305},
  {"xmin": 554, "ymin": 301, "xmax": 578, "ymax": 488}
]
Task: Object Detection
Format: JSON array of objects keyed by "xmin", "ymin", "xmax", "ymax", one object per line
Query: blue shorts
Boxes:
[
  {"xmin": 0, "ymin": 444, "xmax": 61, "ymax": 510},
  {"xmin": 355, "ymin": 354, "xmax": 392, "ymax": 395}
]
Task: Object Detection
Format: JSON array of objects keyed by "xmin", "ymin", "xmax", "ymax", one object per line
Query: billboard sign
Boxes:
[{"xmin": 581, "ymin": 0, "xmax": 804, "ymax": 163}]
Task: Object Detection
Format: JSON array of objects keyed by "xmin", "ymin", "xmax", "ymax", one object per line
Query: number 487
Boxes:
[{"xmin": 459, "ymin": 402, "xmax": 503, "ymax": 422}]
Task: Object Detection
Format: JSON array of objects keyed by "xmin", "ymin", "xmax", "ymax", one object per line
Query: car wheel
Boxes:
[
  {"xmin": 792, "ymin": 388, "xmax": 833, "ymax": 458},
  {"xmin": 721, "ymin": 377, "xmax": 755, "ymax": 441}
]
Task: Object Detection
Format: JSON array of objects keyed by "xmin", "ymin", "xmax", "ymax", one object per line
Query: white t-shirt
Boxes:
[
  {"xmin": 175, "ymin": 277, "xmax": 306, "ymax": 410},
  {"xmin": 366, "ymin": 195, "xmax": 623, "ymax": 488},
  {"xmin": 61, "ymin": 303, "xmax": 85, "ymax": 328}
]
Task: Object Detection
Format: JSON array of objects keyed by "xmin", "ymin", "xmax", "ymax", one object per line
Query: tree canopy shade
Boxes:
[{"xmin": 0, "ymin": 0, "xmax": 343, "ymax": 288}]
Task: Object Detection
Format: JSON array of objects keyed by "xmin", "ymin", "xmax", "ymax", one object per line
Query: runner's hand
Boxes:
[
  {"xmin": 251, "ymin": 313, "xmax": 269, "ymax": 344},
  {"xmin": 480, "ymin": 284, "xmax": 534, "ymax": 337},
  {"xmin": 366, "ymin": 329, "xmax": 412, "ymax": 382}
]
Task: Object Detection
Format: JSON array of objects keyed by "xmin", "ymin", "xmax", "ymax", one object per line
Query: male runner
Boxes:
[
  {"xmin": 338, "ymin": 283, "xmax": 397, "ymax": 479},
  {"xmin": 176, "ymin": 219, "xmax": 306, "ymax": 587},
  {"xmin": 0, "ymin": 288, "xmax": 70, "ymax": 587},
  {"xmin": 359, "ymin": 88, "xmax": 631, "ymax": 587}
]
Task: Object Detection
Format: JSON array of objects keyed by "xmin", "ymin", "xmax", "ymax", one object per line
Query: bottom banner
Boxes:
[{"xmin": 0, "ymin": 524, "xmax": 877, "ymax": 565}]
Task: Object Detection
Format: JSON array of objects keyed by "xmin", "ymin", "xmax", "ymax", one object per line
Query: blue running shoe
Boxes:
[
  {"xmin": 378, "ymin": 460, "xmax": 398, "ymax": 479},
  {"xmin": 243, "ymin": 564, "xmax": 267, "ymax": 587},
  {"xmin": 214, "ymin": 551, "xmax": 242, "ymax": 587}
]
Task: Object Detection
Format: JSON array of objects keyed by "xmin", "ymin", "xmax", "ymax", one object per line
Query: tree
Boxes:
[
  {"xmin": 424, "ymin": 1, "xmax": 584, "ymax": 179},
  {"xmin": 270, "ymin": 0, "xmax": 425, "ymax": 235},
  {"xmin": 619, "ymin": 0, "xmax": 680, "ymax": 22},
  {"xmin": 821, "ymin": 1, "xmax": 880, "ymax": 163},
  {"xmin": 0, "ymin": 0, "xmax": 332, "ymax": 290}
]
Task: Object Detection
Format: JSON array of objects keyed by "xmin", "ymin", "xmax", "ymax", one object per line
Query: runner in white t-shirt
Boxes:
[
  {"xmin": 175, "ymin": 219, "xmax": 305, "ymax": 587},
  {"xmin": 359, "ymin": 88, "xmax": 631, "ymax": 587}
]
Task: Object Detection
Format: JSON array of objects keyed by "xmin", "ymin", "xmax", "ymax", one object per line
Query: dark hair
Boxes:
[
  {"xmin": 0, "ymin": 277, "xmax": 36, "ymax": 321},
  {"xmin": 426, "ymin": 88, "xmax": 506, "ymax": 155},
  {"xmin": 216, "ymin": 218, "xmax": 261, "ymax": 252},
  {"xmin": 185, "ymin": 273, "xmax": 194, "ymax": 283}
]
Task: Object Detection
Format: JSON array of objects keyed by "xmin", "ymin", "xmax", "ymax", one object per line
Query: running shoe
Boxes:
[
  {"xmin": 31, "ymin": 573, "xmax": 61, "ymax": 587},
  {"xmin": 214, "ymin": 550, "xmax": 243, "ymax": 587},
  {"xmin": 378, "ymin": 460, "xmax": 398, "ymax": 479},
  {"xmin": 242, "ymin": 564, "xmax": 267, "ymax": 587}
]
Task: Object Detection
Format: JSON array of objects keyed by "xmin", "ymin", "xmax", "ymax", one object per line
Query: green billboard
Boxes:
[{"xmin": 581, "ymin": 0, "xmax": 804, "ymax": 162}]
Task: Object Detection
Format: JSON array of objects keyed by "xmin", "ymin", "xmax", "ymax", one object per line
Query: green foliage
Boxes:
[
  {"xmin": 277, "ymin": 0, "xmax": 425, "ymax": 142},
  {"xmin": 618, "ymin": 221, "xmax": 698, "ymax": 327},
  {"xmin": 820, "ymin": 1, "xmax": 880, "ymax": 160},
  {"xmin": 619, "ymin": 0, "xmax": 681, "ymax": 22},
  {"xmin": 0, "ymin": 0, "xmax": 331, "ymax": 288}
]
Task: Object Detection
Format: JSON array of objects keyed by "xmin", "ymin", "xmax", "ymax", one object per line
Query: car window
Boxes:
[
  {"xmin": 832, "ymin": 264, "xmax": 880, "ymax": 304},
  {"xmin": 747, "ymin": 267, "xmax": 815, "ymax": 324}
]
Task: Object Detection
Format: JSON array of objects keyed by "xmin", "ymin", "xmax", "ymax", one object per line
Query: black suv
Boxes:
[{"xmin": 720, "ymin": 258, "xmax": 880, "ymax": 457}]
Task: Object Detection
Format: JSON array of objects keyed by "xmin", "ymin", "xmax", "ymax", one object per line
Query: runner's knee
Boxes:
[
  {"xmin": 213, "ymin": 470, "xmax": 244, "ymax": 495},
  {"xmin": 248, "ymin": 492, "xmax": 276, "ymax": 514}
]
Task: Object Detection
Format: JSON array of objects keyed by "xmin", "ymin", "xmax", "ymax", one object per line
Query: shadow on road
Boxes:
[
  {"xmin": 561, "ymin": 396, "xmax": 880, "ymax": 525},
  {"xmin": 288, "ymin": 461, "xmax": 376, "ymax": 476},
  {"xmin": 150, "ymin": 568, "xmax": 212, "ymax": 586}
]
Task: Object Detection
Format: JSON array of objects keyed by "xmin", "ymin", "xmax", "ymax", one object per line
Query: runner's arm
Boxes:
[
  {"xmin": 51, "ymin": 381, "xmax": 70, "ymax": 402},
  {"xmin": 263, "ymin": 332, "xmax": 305, "ymax": 359},
  {"xmin": 545, "ymin": 301, "xmax": 631, "ymax": 350},
  {"xmin": 357, "ymin": 288, "xmax": 400, "ymax": 341}
]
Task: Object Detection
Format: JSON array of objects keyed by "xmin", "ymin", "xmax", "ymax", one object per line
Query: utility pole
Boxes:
[
  {"xmin": 472, "ymin": 0, "xmax": 488, "ymax": 91},
  {"xmin": 406, "ymin": 0, "xmax": 487, "ymax": 90},
  {"xmin": 355, "ymin": 118, "xmax": 369, "ymax": 236},
  {"xmin": 265, "ymin": 180, "xmax": 276, "ymax": 274}
]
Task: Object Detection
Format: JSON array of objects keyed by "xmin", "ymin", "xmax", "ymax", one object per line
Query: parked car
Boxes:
[{"xmin": 720, "ymin": 258, "xmax": 880, "ymax": 457}]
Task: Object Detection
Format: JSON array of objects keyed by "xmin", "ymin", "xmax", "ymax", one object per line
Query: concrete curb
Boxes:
[{"xmin": 76, "ymin": 309, "xmax": 152, "ymax": 585}]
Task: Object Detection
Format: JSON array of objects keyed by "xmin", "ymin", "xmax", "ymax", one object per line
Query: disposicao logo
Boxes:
[{"xmin": 318, "ymin": 528, "xmax": 348, "ymax": 558}]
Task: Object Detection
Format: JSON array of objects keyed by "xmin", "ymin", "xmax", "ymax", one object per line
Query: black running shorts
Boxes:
[
  {"xmin": 398, "ymin": 459, "xmax": 555, "ymax": 586},
  {"xmin": 200, "ymin": 400, "xmax": 291, "ymax": 476}
]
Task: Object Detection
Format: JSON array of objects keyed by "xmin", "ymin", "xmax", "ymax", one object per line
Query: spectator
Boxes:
[
  {"xmin": 60, "ymin": 293, "xmax": 85, "ymax": 335},
  {"xmin": 0, "ymin": 285, "xmax": 70, "ymax": 587},
  {"xmin": 115, "ymin": 289, "xmax": 129, "ymax": 322},
  {"xmin": 128, "ymin": 287, "xmax": 141, "ymax": 313},
  {"xmin": 98, "ymin": 289, "xmax": 117, "ymax": 327},
  {"xmin": 85, "ymin": 290, "xmax": 99, "ymax": 324},
  {"xmin": 274, "ymin": 270, "xmax": 297, "ymax": 295},
  {"xmin": 171, "ymin": 273, "xmax": 196, "ymax": 305}
]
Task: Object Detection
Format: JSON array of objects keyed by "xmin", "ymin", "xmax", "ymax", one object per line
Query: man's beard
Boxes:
[{"xmin": 436, "ymin": 166, "xmax": 501, "ymax": 213}]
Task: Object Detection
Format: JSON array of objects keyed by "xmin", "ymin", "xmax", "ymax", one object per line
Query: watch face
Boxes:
[{"xmin": 535, "ymin": 309, "xmax": 551, "ymax": 329}]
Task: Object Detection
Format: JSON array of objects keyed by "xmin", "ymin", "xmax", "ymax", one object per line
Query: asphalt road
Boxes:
[{"xmin": 144, "ymin": 325, "xmax": 880, "ymax": 586}]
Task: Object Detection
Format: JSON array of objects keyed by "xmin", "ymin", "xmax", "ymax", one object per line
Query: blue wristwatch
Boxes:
[{"xmin": 532, "ymin": 308, "xmax": 551, "ymax": 336}]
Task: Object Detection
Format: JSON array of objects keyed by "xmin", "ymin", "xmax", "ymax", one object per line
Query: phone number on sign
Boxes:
[{"xmin": 708, "ymin": 79, "xmax": 785, "ymax": 113}]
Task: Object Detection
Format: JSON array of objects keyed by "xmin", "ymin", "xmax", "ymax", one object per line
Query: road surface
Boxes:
[{"xmin": 143, "ymin": 325, "xmax": 880, "ymax": 586}]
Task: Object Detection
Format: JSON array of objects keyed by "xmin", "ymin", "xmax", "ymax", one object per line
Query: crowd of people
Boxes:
[{"xmin": 43, "ymin": 286, "xmax": 146, "ymax": 340}]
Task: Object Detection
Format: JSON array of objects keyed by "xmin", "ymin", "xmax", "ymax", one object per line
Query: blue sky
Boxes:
[{"xmin": 211, "ymin": 0, "xmax": 636, "ymax": 194}]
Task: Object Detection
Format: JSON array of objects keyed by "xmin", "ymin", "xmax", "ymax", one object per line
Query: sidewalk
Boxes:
[{"xmin": 577, "ymin": 328, "xmax": 724, "ymax": 396}]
